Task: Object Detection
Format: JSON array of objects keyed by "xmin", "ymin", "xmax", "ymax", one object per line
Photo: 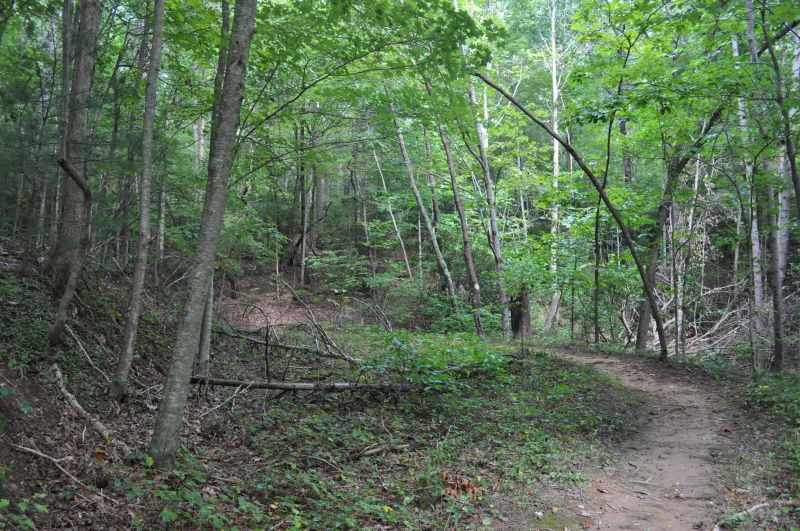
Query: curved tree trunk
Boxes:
[
  {"xmin": 475, "ymin": 72, "xmax": 670, "ymax": 360},
  {"xmin": 49, "ymin": 0, "xmax": 102, "ymax": 298}
]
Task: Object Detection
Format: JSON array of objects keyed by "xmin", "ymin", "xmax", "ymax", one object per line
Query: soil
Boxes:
[{"xmin": 549, "ymin": 347, "xmax": 745, "ymax": 531}]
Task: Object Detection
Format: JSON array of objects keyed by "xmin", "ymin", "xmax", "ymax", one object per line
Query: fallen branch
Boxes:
[
  {"xmin": 281, "ymin": 280, "xmax": 359, "ymax": 365},
  {"xmin": 213, "ymin": 326, "xmax": 365, "ymax": 363},
  {"xmin": 712, "ymin": 502, "xmax": 770, "ymax": 531},
  {"xmin": 199, "ymin": 382, "xmax": 253, "ymax": 418},
  {"xmin": 190, "ymin": 376, "xmax": 419, "ymax": 392},
  {"xmin": 352, "ymin": 297, "xmax": 393, "ymax": 332},
  {"xmin": 10, "ymin": 444, "xmax": 119, "ymax": 505},
  {"xmin": 65, "ymin": 324, "xmax": 111, "ymax": 384},
  {"xmin": 52, "ymin": 364, "xmax": 131, "ymax": 455}
]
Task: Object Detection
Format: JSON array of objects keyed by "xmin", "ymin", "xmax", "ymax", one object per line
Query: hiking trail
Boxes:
[{"xmin": 550, "ymin": 347, "xmax": 743, "ymax": 531}]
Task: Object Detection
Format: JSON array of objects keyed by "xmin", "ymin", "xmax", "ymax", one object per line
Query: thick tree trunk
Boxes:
[
  {"xmin": 150, "ymin": 0, "xmax": 256, "ymax": 467},
  {"xmin": 49, "ymin": 0, "xmax": 101, "ymax": 298},
  {"xmin": 112, "ymin": 0, "xmax": 165, "ymax": 401}
]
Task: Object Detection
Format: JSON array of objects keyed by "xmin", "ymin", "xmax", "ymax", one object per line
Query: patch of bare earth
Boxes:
[
  {"xmin": 549, "ymin": 347, "xmax": 745, "ymax": 531},
  {"xmin": 216, "ymin": 277, "xmax": 311, "ymax": 330}
]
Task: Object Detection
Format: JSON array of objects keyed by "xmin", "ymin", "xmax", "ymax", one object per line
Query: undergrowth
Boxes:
[{"xmin": 0, "ymin": 272, "xmax": 643, "ymax": 528}]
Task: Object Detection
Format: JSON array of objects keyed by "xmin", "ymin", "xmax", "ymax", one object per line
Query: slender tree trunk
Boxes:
[
  {"xmin": 475, "ymin": 72, "xmax": 670, "ymax": 360},
  {"xmin": 111, "ymin": 0, "xmax": 165, "ymax": 401},
  {"xmin": 389, "ymin": 102, "xmax": 459, "ymax": 311},
  {"xmin": 438, "ymin": 123, "xmax": 484, "ymax": 335},
  {"xmin": 298, "ymin": 127, "xmax": 308, "ymax": 287},
  {"xmin": 150, "ymin": 0, "xmax": 256, "ymax": 467},
  {"xmin": 761, "ymin": 7, "xmax": 799, "ymax": 220},
  {"xmin": 420, "ymin": 74, "xmax": 483, "ymax": 334},
  {"xmin": 732, "ymin": 38, "xmax": 767, "ymax": 337},
  {"xmin": 352, "ymin": 161, "xmax": 376, "ymax": 278},
  {"xmin": 766, "ymin": 184, "xmax": 784, "ymax": 370},
  {"xmin": 373, "ymin": 147, "xmax": 412, "ymax": 279},
  {"xmin": 472, "ymin": 85, "xmax": 510, "ymax": 336},
  {"xmin": 543, "ymin": 0, "xmax": 561, "ymax": 335},
  {"xmin": 422, "ymin": 125, "xmax": 441, "ymax": 228}
]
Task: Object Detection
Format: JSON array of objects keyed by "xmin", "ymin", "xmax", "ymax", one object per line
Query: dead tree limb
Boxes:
[
  {"xmin": 52, "ymin": 364, "xmax": 131, "ymax": 455},
  {"xmin": 190, "ymin": 376, "xmax": 419, "ymax": 391},
  {"xmin": 213, "ymin": 326, "xmax": 364, "ymax": 363},
  {"xmin": 280, "ymin": 279, "xmax": 359, "ymax": 364},
  {"xmin": 473, "ymin": 71, "xmax": 670, "ymax": 361},
  {"xmin": 10, "ymin": 444, "xmax": 119, "ymax": 505}
]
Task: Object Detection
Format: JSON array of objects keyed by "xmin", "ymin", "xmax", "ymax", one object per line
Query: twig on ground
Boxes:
[
  {"xmin": 65, "ymin": 325, "xmax": 111, "ymax": 384},
  {"xmin": 712, "ymin": 502, "xmax": 770, "ymax": 531},
  {"xmin": 199, "ymin": 382, "xmax": 254, "ymax": 418},
  {"xmin": 10, "ymin": 443, "xmax": 119, "ymax": 505}
]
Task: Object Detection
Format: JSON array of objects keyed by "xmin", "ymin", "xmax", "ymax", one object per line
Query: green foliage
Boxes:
[
  {"xmin": 306, "ymin": 250, "xmax": 372, "ymax": 294},
  {"xmin": 741, "ymin": 374, "xmax": 800, "ymax": 495},
  {"xmin": 0, "ymin": 276, "xmax": 51, "ymax": 371},
  {"xmin": 363, "ymin": 330, "xmax": 512, "ymax": 389},
  {"xmin": 0, "ymin": 493, "xmax": 48, "ymax": 530}
]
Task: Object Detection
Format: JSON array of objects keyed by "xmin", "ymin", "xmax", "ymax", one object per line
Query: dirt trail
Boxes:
[{"xmin": 553, "ymin": 347, "xmax": 740, "ymax": 531}]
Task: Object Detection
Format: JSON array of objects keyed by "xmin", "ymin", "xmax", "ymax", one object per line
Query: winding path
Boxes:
[{"xmin": 553, "ymin": 347, "xmax": 740, "ymax": 531}]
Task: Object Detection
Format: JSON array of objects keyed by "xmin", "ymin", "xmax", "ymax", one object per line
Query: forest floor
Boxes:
[
  {"xmin": 0, "ymin": 265, "xmax": 797, "ymax": 529},
  {"xmin": 537, "ymin": 347, "xmax": 742, "ymax": 530}
]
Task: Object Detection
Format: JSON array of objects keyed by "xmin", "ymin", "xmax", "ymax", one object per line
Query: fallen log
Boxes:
[{"xmin": 190, "ymin": 376, "xmax": 418, "ymax": 392}]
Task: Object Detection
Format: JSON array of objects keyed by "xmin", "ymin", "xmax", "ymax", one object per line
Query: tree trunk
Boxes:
[
  {"xmin": 472, "ymin": 85, "xmax": 510, "ymax": 336},
  {"xmin": 732, "ymin": 38, "xmax": 767, "ymax": 338},
  {"xmin": 111, "ymin": 0, "xmax": 165, "ymax": 401},
  {"xmin": 420, "ymin": 74, "xmax": 483, "ymax": 334},
  {"xmin": 389, "ymin": 101, "xmax": 459, "ymax": 311},
  {"xmin": 373, "ymin": 146, "xmax": 412, "ymax": 279},
  {"xmin": 195, "ymin": 276, "xmax": 214, "ymax": 377},
  {"xmin": 150, "ymin": 0, "xmax": 256, "ymax": 467},
  {"xmin": 543, "ymin": 0, "xmax": 561, "ymax": 335},
  {"xmin": 475, "ymin": 72, "xmax": 670, "ymax": 360},
  {"xmin": 438, "ymin": 123, "xmax": 484, "ymax": 335},
  {"xmin": 765, "ymin": 183, "xmax": 784, "ymax": 370},
  {"xmin": 49, "ymin": 0, "xmax": 101, "ymax": 298}
]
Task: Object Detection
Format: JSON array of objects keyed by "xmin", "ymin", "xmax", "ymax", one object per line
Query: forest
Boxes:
[{"xmin": 0, "ymin": 0, "xmax": 799, "ymax": 528}]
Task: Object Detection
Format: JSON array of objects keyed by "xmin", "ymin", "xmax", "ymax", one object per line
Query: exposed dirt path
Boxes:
[{"xmin": 552, "ymin": 347, "xmax": 741, "ymax": 531}]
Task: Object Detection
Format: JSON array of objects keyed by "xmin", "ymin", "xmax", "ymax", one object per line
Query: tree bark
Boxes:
[
  {"xmin": 472, "ymin": 85, "xmax": 511, "ymax": 337},
  {"xmin": 195, "ymin": 276, "xmax": 214, "ymax": 377},
  {"xmin": 543, "ymin": 0, "xmax": 561, "ymax": 335},
  {"xmin": 150, "ymin": 0, "xmax": 256, "ymax": 467},
  {"xmin": 419, "ymin": 74, "xmax": 483, "ymax": 334},
  {"xmin": 112, "ymin": 0, "xmax": 165, "ymax": 401},
  {"xmin": 438, "ymin": 124, "xmax": 484, "ymax": 335},
  {"xmin": 49, "ymin": 0, "xmax": 102, "ymax": 298}
]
